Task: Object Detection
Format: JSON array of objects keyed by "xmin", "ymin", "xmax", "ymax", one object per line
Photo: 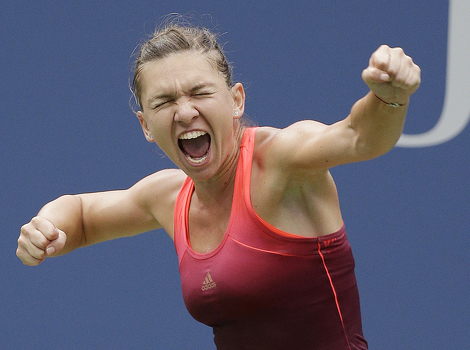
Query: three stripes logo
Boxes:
[{"xmin": 201, "ymin": 272, "xmax": 216, "ymax": 291}]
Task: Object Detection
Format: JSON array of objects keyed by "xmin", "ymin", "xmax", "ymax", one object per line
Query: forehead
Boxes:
[{"xmin": 139, "ymin": 51, "xmax": 224, "ymax": 96}]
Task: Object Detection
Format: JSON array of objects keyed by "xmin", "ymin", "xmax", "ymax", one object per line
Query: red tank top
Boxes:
[{"xmin": 174, "ymin": 128, "xmax": 368, "ymax": 350}]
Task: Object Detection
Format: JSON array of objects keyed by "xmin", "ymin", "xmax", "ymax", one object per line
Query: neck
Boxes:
[{"xmin": 192, "ymin": 125, "xmax": 245, "ymax": 205}]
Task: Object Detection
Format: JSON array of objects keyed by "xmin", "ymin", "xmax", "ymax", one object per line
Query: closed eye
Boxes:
[
  {"xmin": 151, "ymin": 99, "xmax": 173, "ymax": 110},
  {"xmin": 190, "ymin": 83, "xmax": 218, "ymax": 98},
  {"xmin": 193, "ymin": 91, "xmax": 214, "ymax": 97}
]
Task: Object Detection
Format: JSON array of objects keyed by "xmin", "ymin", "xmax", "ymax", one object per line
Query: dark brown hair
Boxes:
[{"xmin": 131, "ymin": 19, "xmax": 233, "ymax": 111}]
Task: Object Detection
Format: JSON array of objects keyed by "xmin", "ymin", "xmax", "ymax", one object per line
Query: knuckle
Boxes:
[
  {"xmin": 16, "ymin": 247, "xmax": 38, "ymax": 266},
  {"xmin": 405, "ymin": 56, "xmax": 414, "ymax": 66},
  {"xmin": 390, "ymin": 46, "xmax": 404, "ymax": 55},
  {"xmin": 17, "ymin": 235, "xmax": 27, "ymax": 248},
  {"xmin": 20, "ymin": 222, "xmax": 31, "ymax": 234},
  {"xmin": 372, "ymin": 56, "xmax": 388, "ymax": 70},
  {"xmin": 30, "ymin": 216, "xmax": 43, "ymax": 226}
]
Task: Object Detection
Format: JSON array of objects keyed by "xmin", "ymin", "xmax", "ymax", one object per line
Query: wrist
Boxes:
[{"xmin": 373, "ymin": 93, "xmax": 407, "ymax": 107}]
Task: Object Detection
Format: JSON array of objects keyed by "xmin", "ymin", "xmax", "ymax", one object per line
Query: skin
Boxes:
[{"xmin": 17, "ymin": 45, "xmax": 421, "ymax": 264}]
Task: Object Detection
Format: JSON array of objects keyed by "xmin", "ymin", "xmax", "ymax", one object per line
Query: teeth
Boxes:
[
  {"xmin": 179, "ymin": 130, "xmax": 207, "ymax": 140},
  {"xmin": 186, "ymin": 153, "xmax": 208, "ymax": 164}
]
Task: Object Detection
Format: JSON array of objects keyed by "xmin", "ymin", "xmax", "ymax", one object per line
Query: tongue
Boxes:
[{"xmin": 180, "ymin": 134, "xmax": 210, "ymax": 158}]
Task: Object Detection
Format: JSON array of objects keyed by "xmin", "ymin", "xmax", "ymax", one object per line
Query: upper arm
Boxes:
[
  {"xmin": 79, "ymin": 169, "xmax": 185, "ymax": 246},
  {"xmin": 261, "ymin": 119, "xmax": 360, "ymax": 175},
  {"xmin": 262, "ymin": 90, "xmax": 408, "ymax": 175}
]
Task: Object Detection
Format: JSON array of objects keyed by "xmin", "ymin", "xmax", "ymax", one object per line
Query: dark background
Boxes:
[{"xmin": 1, "ymin": 1, "xmax": 469, "ymax": 349}]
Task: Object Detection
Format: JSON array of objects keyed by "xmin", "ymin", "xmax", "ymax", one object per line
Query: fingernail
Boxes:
[
  {"xmin": 380, "ymin": 73, "xmax": 390, "ymax": 81},
  {"xmin": 46, "ymin": 247, "xmax": 55, "ymax": 256}
]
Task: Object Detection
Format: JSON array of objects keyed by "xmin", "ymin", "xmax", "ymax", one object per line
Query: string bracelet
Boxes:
[{"xmin": 374, "ymin": 94, "xmax": 407, "ymax": 108}]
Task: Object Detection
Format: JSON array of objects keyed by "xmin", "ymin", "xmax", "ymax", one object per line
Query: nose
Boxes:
[{"xmin": 174, "ymin": 98, "xmax": 199, "ymax": 124}]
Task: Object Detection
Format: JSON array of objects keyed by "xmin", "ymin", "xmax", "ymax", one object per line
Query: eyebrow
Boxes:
[
  {"xmin": 188, "ymin": 82, "xmax": 218, "ymax": 94},
  {"xmin": 147, "ymin": 82, "xmax": 218, "ymax": 104}
]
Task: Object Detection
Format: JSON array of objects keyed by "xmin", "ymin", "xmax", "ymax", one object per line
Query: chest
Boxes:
[
  {"xmin": 179, "ymin": 230, "xmax": 357, "ymax": 329},
  {"xmin": 187, "ymin": 196, "xmax": 232, "ymax": 254}
]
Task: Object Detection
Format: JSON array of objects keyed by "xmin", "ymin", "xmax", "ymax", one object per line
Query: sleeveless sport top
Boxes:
[{"xmin": 174, "ymin": 127, "xmax": 368, "ymax": 350}]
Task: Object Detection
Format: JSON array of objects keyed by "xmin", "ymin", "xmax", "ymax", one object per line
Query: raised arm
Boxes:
[
  {"xmin": 263, "ymin": 45, "xmax": 421, "ymax": 171},
  {"xmin": 352, "ymin": 44, "xmax": 421, "ymax": 157},
  {"xmin": 17, "ymin": 169, "xmax": 185, "ymax": 266}
]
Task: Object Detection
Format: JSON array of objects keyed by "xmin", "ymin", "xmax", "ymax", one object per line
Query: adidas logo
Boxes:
[{"xmin": 201, "ymin": 272, "xmax": 216, "ymax": 291}]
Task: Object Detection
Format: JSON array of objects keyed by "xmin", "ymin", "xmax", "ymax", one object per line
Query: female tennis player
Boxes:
[{"xmin": 17, "ymin": 21, "xmax": 420, "ymax": 349}]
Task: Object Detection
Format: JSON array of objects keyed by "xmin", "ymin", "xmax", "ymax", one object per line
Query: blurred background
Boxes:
[{"xmin": 1, "ymin": 1, "xmax": 468, "ymax": 349}]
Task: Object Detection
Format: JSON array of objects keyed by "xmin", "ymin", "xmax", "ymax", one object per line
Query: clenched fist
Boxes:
[
  {"xmin": 362, "ymin": 45, "xmax": 421, "ymax": 106},
  {"xmin": 17, "ymin": 216, "xmax": 67, "ymax": 266}
]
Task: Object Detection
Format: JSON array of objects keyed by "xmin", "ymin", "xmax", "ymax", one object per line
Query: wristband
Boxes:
[{"xmin": 374, "ymin": 94, "xmax": 407, "ymax": 107}]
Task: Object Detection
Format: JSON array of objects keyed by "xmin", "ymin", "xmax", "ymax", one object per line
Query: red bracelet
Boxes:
[{"xmin": 374, "ymin": 94, "xmax": 407, "ymax": 107}]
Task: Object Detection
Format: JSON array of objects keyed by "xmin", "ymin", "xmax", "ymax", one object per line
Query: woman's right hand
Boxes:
[{"xmin": 17, "ymin": 216, "xmax": 67, "ymax": 266}]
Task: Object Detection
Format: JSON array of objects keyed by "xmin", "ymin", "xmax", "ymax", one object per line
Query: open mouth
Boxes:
[{"xmin": 178, "ymin": 131, "xmax": 211, "ymax": 164}]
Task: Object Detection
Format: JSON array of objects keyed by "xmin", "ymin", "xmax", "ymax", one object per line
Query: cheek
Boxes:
[
  {"xmin": 207, "ymin": 97, "xmax": 234, "ymax": 123},
  {"xmin": 146, "ymin": 113, "xmax": 173, "ymax": 143}
]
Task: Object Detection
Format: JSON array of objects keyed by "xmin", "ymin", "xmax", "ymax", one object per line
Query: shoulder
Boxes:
[
  {"xmin": 131, "ymin": 168, "xmax": 186, "ymax": 206},
  {"xmin": 254, "ymin": 121, "xmax": 329, "ymax": 172},
  {"xmin": 133, "ymin": 168, "xmax": 186, "ymax": 191},
  {"xmin": 256, "ymin": 120, "xmax": 326, "ymax": 142},
  {"xmin": 129, "ymin": 169, "xmax": 187, "ymax": 232}
]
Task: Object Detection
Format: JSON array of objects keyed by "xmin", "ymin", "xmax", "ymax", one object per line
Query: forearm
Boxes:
[
  {"xmin": 37, "ymin": 194, "xmax": 85, "ymax": 256},
  {"xmin": 349, "ymin": 91, "xmax": 408, "ymax": 159}
]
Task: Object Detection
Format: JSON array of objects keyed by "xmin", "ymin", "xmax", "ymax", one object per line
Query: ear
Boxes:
[
  {"xmin": 231, "ymin": 82, "xmax": 245, "ymax": 119},
  {"xmin": 136, "ymin": 111, "xmax": 154, "ymax": 142}
]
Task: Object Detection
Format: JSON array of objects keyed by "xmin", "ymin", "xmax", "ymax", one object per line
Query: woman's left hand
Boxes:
[{"xmin": 362, "ymin": 45, "xmax": 421, "ymax": 105}]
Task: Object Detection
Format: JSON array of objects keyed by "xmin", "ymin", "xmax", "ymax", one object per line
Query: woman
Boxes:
[{"xmin": 17, "ymin": 23, "xmax": 420, "ymax": 349}]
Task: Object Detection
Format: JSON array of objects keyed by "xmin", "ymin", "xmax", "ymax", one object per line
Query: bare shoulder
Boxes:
[
  {"xmin": 130, "ymin": 168, "xmax": 186, "ymax": 234},
  {"xmin": 254, "ymin": 121, "xmax": 330, "ymax": 172},
  {"xmin": 256, "ymin": 121, "xmax": 327, "ymax": 146},
  {"xmin": 133, "ymin": 168, "xmax": 186, "ymax": 194}
]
